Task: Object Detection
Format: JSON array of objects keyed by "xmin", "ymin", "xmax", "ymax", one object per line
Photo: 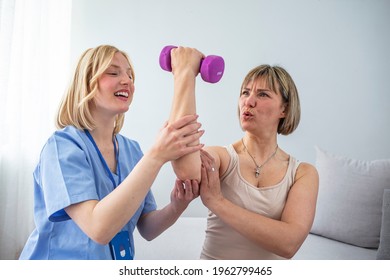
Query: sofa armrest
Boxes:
[{"xmin": 377, "ymin": 189, "xmax": 390, "ymax": 260}]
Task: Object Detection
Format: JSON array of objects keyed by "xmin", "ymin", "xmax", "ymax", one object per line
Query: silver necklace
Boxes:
[{"xmin": 241, "ymin": 138, "xmax": 278, "ymax": 178}]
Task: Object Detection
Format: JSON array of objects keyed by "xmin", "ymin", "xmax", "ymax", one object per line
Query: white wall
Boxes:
[{"xmin": 71, "ymin": 0, "xmax": 390, "ymax": 217}]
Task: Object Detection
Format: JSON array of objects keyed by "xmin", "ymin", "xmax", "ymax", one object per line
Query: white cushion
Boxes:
[
  {"xmin": 377, "ymin": 189, "xmax": 390, "ymax": 259},
  {"xmin": 310, "ymin": 146, "xmax": 390, "ymax": 248}
]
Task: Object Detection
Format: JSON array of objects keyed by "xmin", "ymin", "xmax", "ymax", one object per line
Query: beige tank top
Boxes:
[{"xmin": 200, "ymin": 144, "xmax": 300, "ymax": 260}]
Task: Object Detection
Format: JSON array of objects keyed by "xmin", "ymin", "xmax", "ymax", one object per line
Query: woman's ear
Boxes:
[{"xmin": 280, "ymin": 103, "xmax": 287, "ymax": 118}]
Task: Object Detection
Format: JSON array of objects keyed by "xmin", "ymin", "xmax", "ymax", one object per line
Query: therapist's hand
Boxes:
[
  {"xmin": 148, "ymin": 115, "xmax": 204, "ymax": 164},
  {"xmin": 170, "ymin": 179, "xmax": 200, "ymax": 213}
]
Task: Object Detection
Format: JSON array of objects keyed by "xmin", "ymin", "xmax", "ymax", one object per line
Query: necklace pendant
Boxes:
[{"xmin": 255, "ymin": 167, "xmax": 260, "ymax": 178}]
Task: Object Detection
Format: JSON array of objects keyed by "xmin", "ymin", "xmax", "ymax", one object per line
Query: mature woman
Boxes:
[{"xmin": 168, "ymin": 47, "xmax": 319, "ymax": 259}]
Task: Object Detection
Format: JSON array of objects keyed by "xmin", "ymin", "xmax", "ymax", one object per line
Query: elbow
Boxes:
[
  {"xmin": 95, "ymin": 239, "xmax": 110, "ymax": 246},
  {"xmin": 172, "ymin": 153, "xmax": 201, "ymax": 182},
  {"xmin": 136, "ymin": 214, "xmax": 160, "ymax": 242},
  {"xmin": 88, "ymin": 227, "xmax": 114, "ymax": 245},
  {"xmin": 279, "ymin": 245, "xmax": 299, "ymax": 259},
  {"xmin": 172, "ymin": 161, "xmax": 201, "ymax": 182},
  {"xmin": 142, "ymin": 235, "xmax": 155, "ymax": 242},
  {"xmin": 138, "ymin": 229, "xmax": 158, "ymax": 242},
  {"xmin": 91, "ymin": 233, "xmax": 111, "ymax": 246},
  {"xmin": 274, "ymin": 225, "xmax": 311, "ymax": 259},
  {"xmin": 175, "ymin": 168, "xmax": 201, "ymax": 182},
  {"xmin": 277, "ymin": 238, "xmax": 304, "ymax": 259},
  {"xmin": 271, "ymin": 243, "xmax": 299, "ymax": 259}
]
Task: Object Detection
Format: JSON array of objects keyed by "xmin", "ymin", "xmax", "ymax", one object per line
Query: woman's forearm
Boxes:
[
  {"xmin": 136, "ymin": 203, "xmax": 182, "ymax": 241},
  {"xmin": 65, "ymin": 152, "xmax": 165, "ymax": 245},
  {"xmin": 169, "ymin": 71, "xmax": 201, "ymax": 181}
]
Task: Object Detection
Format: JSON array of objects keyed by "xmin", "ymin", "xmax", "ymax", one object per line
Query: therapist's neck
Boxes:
[
  {"xmin": 89, "ymin": 114, "xmax": 116, "ymax": 143},
  {"xmin": 90, "ymin": 125, "xmax": 115, "ymax": 143}
]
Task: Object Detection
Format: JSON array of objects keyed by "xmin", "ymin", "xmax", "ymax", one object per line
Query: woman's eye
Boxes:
[
  {"xmin": 105, "ymin": 71, "xmax": 118, "ymax": 76},
  {"xmin": 241, "ymin": 90, "xmax": 249, "ymax": 96},
  {"xmin": 258, "ymin": 92, "xmax": 269, "ymax": 97}
]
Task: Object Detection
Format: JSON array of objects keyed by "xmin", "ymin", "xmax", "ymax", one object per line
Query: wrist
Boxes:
[
  {"xmin": 173, "ymin": 69, "xmax": 197, "ymax": 81},
  {"xmin": 206, "ymin": 196, "xmax": 225, "ymax": 214},
  {"xmin": 144, "ymin": 148, "xmax": 167, "ymax": 167}
]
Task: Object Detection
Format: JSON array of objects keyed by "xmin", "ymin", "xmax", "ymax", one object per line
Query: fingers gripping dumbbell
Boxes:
[{"xmin": 159, "ymin": 45, "xmax": 225, "ymax": 83}]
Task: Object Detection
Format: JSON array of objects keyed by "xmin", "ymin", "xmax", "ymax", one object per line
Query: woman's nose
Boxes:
[
  {"xmin": 245, "ymin": 93, "xmax": 256, "ymax": 107},
  {"xmin": 121, "ymin": 73, "xmax": 132, "ymax": 85}
]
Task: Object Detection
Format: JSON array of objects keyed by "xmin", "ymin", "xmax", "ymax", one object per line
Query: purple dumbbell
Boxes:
[{"xmin": 159, "ymin": 45, "xmax": 225, "ymax": 83}]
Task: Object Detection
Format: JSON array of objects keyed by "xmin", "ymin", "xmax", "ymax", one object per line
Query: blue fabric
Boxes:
[{"xmin": 19, "ymin": 126, "xmax": 157, "ymax": 259}]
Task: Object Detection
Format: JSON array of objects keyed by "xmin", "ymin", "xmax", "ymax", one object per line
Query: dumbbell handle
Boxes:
[{"xmin": 159, "ymin": 45, "xmax": 224, "ymax": 83}]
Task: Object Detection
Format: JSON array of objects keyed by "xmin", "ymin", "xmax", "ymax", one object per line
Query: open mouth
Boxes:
[{"xmin": 114, "ymin": 91, "xmax": 129, "ymax": 98}]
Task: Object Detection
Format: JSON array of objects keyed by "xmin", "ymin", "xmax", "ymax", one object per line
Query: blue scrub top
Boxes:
[{"xmin": 19, "ymin": 126, "xmax": 157, "ymax": 259}]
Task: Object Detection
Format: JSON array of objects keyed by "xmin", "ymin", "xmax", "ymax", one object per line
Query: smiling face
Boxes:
[
  {"xmin": 91, "ymin": 52, "xmax": 135, "ymax": 120},
  {"xmin": 239, "ymin": 77, "xmax": 286, "ymax": 133}
]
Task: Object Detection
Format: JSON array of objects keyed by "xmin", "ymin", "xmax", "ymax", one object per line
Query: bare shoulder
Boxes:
[
  {"xmin": 204, "ymin": 146, "xmax": 229, "ymax": 158},
  {"xmin": 297, "ymin": 162, "xmax": 318, "ymax": 176},
  {"xmin": 204, "ymin": 146, "xmax": 231, "ymax": 175},
  {"xmin": 295, "ymin": 162, "xmax": 319, "ymax": 186}
]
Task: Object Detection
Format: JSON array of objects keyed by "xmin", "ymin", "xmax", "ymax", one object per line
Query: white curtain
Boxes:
[{"xmin": 0, "ymin": 0, "xmax": 72, "ymax": 259}]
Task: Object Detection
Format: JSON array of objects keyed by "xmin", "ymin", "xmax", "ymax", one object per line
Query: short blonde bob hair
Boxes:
[
  {"xmin": 56, "ymin": 45, "xmax": 135, "ymax": 135},
  {"xmin": 239, "ymin": 64, "xmax": 300, "ymax": 135}
]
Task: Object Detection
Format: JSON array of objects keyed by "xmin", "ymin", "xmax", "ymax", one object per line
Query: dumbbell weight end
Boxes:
[
  {"xmin": 159, "ymin": 45, "xmax": 176, "ymax": 72},
  {"xmin": 200, "ymin": 55, "xmax": 225, "ymax": 83}
]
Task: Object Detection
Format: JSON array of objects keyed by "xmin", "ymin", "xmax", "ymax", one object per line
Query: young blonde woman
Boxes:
[
  {"xmin": 169, "ymin": 47, "xmax": 319, "ymax": 259},
  {"xmin": 19, "ymin": 45, "xmax": 204, "ymax": 259}
]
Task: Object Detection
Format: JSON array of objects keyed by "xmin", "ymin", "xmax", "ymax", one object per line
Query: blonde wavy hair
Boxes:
[
  {"xmin": 56, "ymin": 45, "xmax": 135, "ymax": 135},
  {"xmin": 239, "ymin": 64, "xmax": 300, "ymax": 135}
]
